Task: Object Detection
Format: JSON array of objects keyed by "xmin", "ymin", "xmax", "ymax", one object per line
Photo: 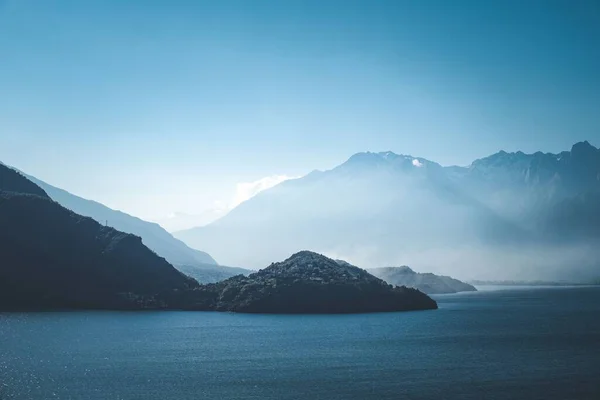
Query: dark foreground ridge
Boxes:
[
  {"xmin": 0, "ymin": 191, "xmax": 199, "ymax": 310},
  {"xmin": 0, "ymin": 164, "xmax": 198, "ymax": 311},
  {"xmin": 369, "ymin": 266, "xmax": 477, "ymax": 294},
  {"xmin": 169, "ymin": 251, "xmax": 438, "ymax": 313}
]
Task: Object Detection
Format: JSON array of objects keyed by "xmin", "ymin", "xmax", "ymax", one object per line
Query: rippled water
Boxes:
[{"xmin": 1, "ymin": 286, "xmax": 599, "ymax": 399}]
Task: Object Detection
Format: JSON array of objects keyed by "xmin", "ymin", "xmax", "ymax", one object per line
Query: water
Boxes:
[{"xmin": 1, "ymin": 286, "xmax": 599, "ymax": 400}]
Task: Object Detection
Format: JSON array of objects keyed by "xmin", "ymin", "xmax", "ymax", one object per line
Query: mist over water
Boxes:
[{"xmin": 325, "ymin": 242, "xmax": 600, "ymax": 282}]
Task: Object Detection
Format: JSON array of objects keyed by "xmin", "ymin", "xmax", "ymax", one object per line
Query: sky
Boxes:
[{"xmin": 1, "ymin": 0, "xmax": 599, "ymax": 221}]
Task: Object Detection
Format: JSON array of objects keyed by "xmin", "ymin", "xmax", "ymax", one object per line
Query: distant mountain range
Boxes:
[
  {"xmin": 15, "ymin": 169, "xmax": 251, "ymax": 283},
  {"xmin": 175, "ymin": 141, "xmax": 600, "ymax": 282},
  {"xmin": 447, "ymin": 140, "xmax": 600, "ymax": 237},
  {"xmin": 369, "ymin": 266, "xmax": 476, "ymax": 294}
]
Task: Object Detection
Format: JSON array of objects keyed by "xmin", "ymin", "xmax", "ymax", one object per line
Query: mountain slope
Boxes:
[
  {"xmin": 175, "ymin": 142, "xmax": 600, "ymax": 282},
  {"xmin": 0, "ymin": 164, "xmax": 198, "ymax": 310},
  {"xmin": 539, "ymin": 189, "xmax": 600, "ymax": 241},
  {"xmin": 25, "ymin": 174, "xmax": 216, "ymax": 264},
  {"xmin": 175, "ymin": 151, "xmax": 529, "ymax": 270},
  {"xmin": 169, "ymin": 251, "xmax": 437, "ymax": 313},
  {"xmin": 175, "ymin": 263, "xmax": 252, "ymax": 284},
  {"xmin": 369, "ymin": 266, "xmax": 477, "ymax": 294},
  {"xmin": 452, "ymin": 141, "xmax": 600, "ymax": 223},
  {"xmin": 0, "ymin": 164, "xmax": 49, "ymax": 197},
  {"xmin": 18, "ymin": 171, "xmax": 250, "ymax": 282}
]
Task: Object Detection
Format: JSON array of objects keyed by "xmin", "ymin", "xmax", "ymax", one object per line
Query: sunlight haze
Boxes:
[{"xmin": 1, "ymin": 0, "xmax": 599, "ymax": 221}]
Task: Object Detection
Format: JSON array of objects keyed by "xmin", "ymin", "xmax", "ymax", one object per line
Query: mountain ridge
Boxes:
[
  {"xmin": 0, "ymin": 164, "xmax": 199, "ymax": 310},
  {"xmin": 175, "ymin": 141, "xmax": 600, "ymax": 281},
  {"xmin": 10, "ymin": 168, "xmax": 251, "ymax": 283},
  {"xmin": 369, "ymin": 266, "xmax": 477, "ymax": 294}
]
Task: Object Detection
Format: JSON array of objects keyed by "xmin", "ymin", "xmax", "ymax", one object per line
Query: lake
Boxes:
[{"xmin": 1, "ymin": 286, "xmax": 599, "ymax": 399}]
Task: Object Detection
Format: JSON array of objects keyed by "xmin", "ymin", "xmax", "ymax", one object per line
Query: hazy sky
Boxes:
[{"xmin": 1, "ymin": 0, "xmax": 599, "ymax": 220}]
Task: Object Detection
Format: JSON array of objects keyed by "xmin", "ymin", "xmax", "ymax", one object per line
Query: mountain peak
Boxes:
[
  {"xmin": 262, "ymin": 250, "xmax": 371, "ymax": 281},
  {"xmin": 282, "ymin": 250, "xmax": 335, "ymax": 265},
  {"xmin": 342, "ymin": 151, "xmax": 436, "ymax": 170},
  {"xmin": 571, "ymin": 140, "xmax": 597, "ymax": 154},
  {"xmin": 377, "ymin": 151, "xmax": 400, "ymax": 160},
  {"xmin": 345, "ymin": 151, "xmax": 385, "ymax": 164},
  {"xmin": 376, "ymin": 266, "xmax": 416, "ymax": 274}
]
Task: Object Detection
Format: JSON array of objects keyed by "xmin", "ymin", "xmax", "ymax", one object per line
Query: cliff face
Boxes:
[
  {"xmin": 369, "ymin": 266, "xmax": 477, "ymax": 294},
  {"xmin": 171, "ymin": 251, "xmax": 438, "ymax": 314}
]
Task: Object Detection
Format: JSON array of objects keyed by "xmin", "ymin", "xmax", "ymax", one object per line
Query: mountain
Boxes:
[
  {"xmin": 175, "ymin": 263, "xmax": 251, "ymax": 284},
  {"xmin": 19, "ymin": 172, "xmax": 249, "ymax": 283},
  {"xmin": 0, "ymin": 163, "xmax": 48, "ymax": 197},
  {"xmin": 450, "ymin": 141, "xmax": 600, "ymax": 226},
  {"xmin": 25, "ymin": 174, "xmax": 216, "ymax": 265},
  {"xmin": 0, "ymin": 164, "xmax": 198, "ymax": 310},
  {"xmin": 175, "ymin": 151, "xmax": 529, "ymax": 271},
  {"xmin": 175, "ymin": 142, "xmax": 600, "ymax": 282},
  {"xmin": 369, "ymin": 266, "xmax": 477, "ymax": 294},
  {"xmin": 0, "ymin": 165, "xmax": 433, "ymax": 313},
  {"xmin": 450, "ymin": 141, "xmax": 600, "ymax": 274},
  {"xmin": 540, "ymin": 190, "xmax": 600, "ymax": 240},
  {"xmin": 167, "ymin": 251, "xmax": 437, "ymax": 313}
]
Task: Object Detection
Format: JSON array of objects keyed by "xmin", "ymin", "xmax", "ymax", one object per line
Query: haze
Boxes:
[
  {"xmin": 3, "ymin": 3, "xmax": 600, "ymax": 399},
  {"xmin": 1, "ymin": 0, "xmax": 599, "ymax": 222}
]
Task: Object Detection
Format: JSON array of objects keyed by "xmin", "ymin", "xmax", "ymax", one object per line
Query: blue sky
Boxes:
[{"xmin": 1, "ymin": 0, "xmax": 599, "ymax": 220}]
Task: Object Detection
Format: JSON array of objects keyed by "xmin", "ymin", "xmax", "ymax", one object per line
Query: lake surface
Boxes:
[{"xmin": 1, "ymin": 286, "xmax": 599, "ymax": 400}]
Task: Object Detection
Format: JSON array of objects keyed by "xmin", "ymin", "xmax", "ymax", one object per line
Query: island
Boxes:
[
  {"xmin": 170, "ymin": 251, "xmax": 438, "ymax": 313},
  {"xmin": 369, "ymin": 266, "xmax": 477, "ymax": 294}
]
